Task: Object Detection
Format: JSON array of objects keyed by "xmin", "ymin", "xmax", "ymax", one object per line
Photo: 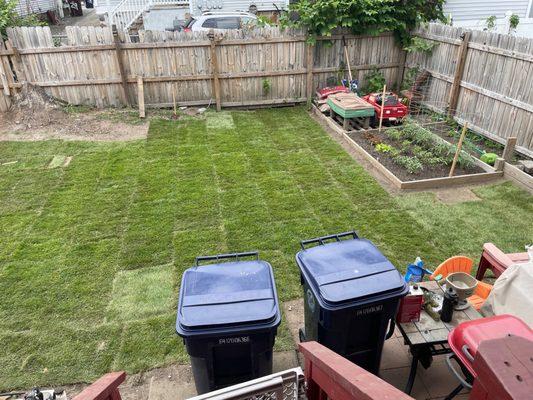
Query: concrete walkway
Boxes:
[
  {"xmin": 49, "ymin": 7, "xmax": 101, "ymax": 36},
  {"xmin": 67, "ymin": 298, "xmax": 469, "ymax": 400}
]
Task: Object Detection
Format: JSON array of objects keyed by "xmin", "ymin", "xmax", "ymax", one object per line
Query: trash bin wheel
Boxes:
[{"xmin": 298, "ymin": 328, "xmax": 306, "ymax": 342}]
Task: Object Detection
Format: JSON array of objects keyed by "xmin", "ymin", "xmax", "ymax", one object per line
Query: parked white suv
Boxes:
[{"xmin": 183, "ymin": 12, "xmax": 258, "ymax": 32}]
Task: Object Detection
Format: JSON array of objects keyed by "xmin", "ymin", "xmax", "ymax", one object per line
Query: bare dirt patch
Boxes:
[{"xmin": 0, "ymin": 84, "xmax": 149, "ymax": 142}]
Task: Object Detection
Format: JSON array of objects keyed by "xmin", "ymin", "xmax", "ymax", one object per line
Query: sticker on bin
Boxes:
[{"xmin": 219, "ymin": 336, "xmax": 250, "ymax": 345}]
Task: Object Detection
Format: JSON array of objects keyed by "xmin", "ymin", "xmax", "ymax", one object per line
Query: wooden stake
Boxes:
[
  {"xmin": 378, "ymin": 84, "xmax": 386, "ymax": 133},
  {"xmin": 342, "ymin": 37, "xmax": 353, "ymax": 82},
  {"xmin": 447, "ymin": 31, "xmax": 471, "ymax": 116},
  {"xmin": 172, "ymin": 84, "xmax": 177, "ymax": 117},
  {"xmin": 137, "ymin": 76, "xmax": 145, "ymax": 118},
  {"xmin": 449, "ymin": 122, "xmax": 468, "ymax": 177},
  {"xmin": 209, "ymin": 30, "xmax": 221, "ymax": 112}
]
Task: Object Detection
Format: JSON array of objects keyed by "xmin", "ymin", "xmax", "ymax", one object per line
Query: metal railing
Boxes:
[
  {"xmin": 108, "ymin": 0, "xmax": 189, "ymax": 32},
  {"xmin": 187, "ymin": 368, "xmax": 305, "ymax": 400}
]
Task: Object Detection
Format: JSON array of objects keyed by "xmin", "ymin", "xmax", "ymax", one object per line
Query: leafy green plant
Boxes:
[
  {"xmin": 262, "ymin": 79, "xmax": 272, "ymax": 95},
  {"xmin": 404, "ymin": 37, "xmax": 437, "ymax": 54},
  {"xmin": 255, "ymin": 15, "xmax": 272, "ymax": 28},
  {"xmin": 412, "ymin": 147, "xmax": 446, "ymax": 167},
  {"xmin": 375, "ymin": 143, "xmax": 394, "ymax": 153},
  {"xmin": 393, "ymin": 155, "xmax": 424, "ymax": 174},
  {"xmin": 480, "ymin": 152, "xmax": 498, "ymax": 166},
  {"xmin": 392, "ymin": 121, "xmax": 476, "ymax": 169},
  {"xmin": 386, "ymin": 128, "xmax": 402, "ymax": 141},
  {"xmin": 0, "ymin": 0, "xmax": 45, "ymax": 38},
  {"xmin": 362, "ymin": 68, "xmax": 386, "ymax": 94},
  {"xmin": 509, "ymin": 14, "xmax": 520, "ymax": 30},
  {"xmin": 485, "ymin": 15, "xmax": 497, "ymax": 31},
  {"xmin": 279, "ymin": 0, "xmax": 446, "ymax": 47}
]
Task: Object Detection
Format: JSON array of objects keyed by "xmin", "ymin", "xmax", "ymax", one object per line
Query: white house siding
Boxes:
[
  {"xmin": 443, "ymin": 0, "xmax": 530, "ymax": 21},
  {"xmin": 444, "ymin": 0, "xmax": 533, "ymax": 38},
  {"xmin": 189, "ymin": 0, "xmax": 289, "ymax": 16},
  {"xmin": 15, "ymin": 0, "xmax": 57, "ymax": 16}
]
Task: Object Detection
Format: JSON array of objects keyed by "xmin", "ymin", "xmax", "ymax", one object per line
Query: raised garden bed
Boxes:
[
  {"xmin": 313, "ymin": 106, "xmax": 503, "ymax": 190},
  {"xmin": 348, "ymin": 128, "xmax": 485, "ymax": 181}
]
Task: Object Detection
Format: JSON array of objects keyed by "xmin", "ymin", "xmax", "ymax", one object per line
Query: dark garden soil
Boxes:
[{"xmin": 347, "ymin": 129, "xmax": 484, "ymax": 182}]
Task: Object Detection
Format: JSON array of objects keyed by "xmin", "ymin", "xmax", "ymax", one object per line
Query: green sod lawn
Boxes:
[{"xmin": 0, "ymin": 107, "xmax": 531, "ymax": 390}]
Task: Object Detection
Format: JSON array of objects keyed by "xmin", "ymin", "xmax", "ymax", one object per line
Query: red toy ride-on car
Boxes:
[{"xmin": 362, "ymin": 92, "xmax": 408, "ymax": 125}]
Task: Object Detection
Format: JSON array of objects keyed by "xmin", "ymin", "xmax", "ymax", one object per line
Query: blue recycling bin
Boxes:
[
  {"xmin": 296, "ymin": 231, "xmax": 408, "ymax": 374},
  {"xmin": 176, "ymin": 252, "xmax": 281, "ymax": 394}
]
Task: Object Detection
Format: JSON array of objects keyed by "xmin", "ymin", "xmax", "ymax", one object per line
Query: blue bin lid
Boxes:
[
  {"xmin": 296, "ymin": 238, "xmax": 407, "ymax": 308},
  {"xmin": 176, "ymin": 259, "xmax": 280, "ymax": 336}
]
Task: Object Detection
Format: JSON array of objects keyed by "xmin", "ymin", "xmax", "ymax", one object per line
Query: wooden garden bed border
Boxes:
[
  {"xmin": 502, "ymin": 162, "xmax": 533, "ymax": 194},
  {"xmin": 312, "ymin": 106, "xmax": 503, "ymax": 190}
]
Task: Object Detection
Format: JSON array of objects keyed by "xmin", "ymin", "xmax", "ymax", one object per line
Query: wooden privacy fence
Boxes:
[
  {"xmin": 408, "ymin": 23, "xmax": 533, "ymax": 157},
  {"xmin": 1, "ymin": 24, "xmax": 532, "ymax": 155},
  {"xmin": 0, "ymin": 26, "xmax": 403, "ymax": 111}
]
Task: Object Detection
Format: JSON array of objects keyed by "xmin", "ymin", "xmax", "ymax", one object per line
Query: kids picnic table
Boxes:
[{"xmin": 396, "ymin": 281, "xmax": 482, "ymax": 394}]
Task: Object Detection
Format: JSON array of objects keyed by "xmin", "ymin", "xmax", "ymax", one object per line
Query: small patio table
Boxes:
[{"xmin": 396, "ymin": 281, "xmax": 482, "ymax": 394}]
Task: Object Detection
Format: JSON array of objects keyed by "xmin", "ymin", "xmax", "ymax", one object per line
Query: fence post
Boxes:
[
  {"xmin": 447, "ymin": 30, "xmax": 471, "ymax": 116},
  {"xmin": 306, "ymin": 43, "xmax": 314, "ymax": 107},
  {"xmin": 208, "ymin": 30, "xmax": 221, "ymax": 112},
  {"xmin": 396, "ymin": 50, "xmax": 407, "ymax": 92},
  {"xmin": 112, "ymin": 26, "xmax": 130, "ymax": 107},
  {"xmin": 502, "ymin": 137, "xmax": 517, "ymax": 162},
  {"xmin": 137, "ymin": 76, "xmax": 145, "ymax": 118}
]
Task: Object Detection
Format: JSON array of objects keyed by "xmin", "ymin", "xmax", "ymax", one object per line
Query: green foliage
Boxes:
[
  {"xmin": 280, "ymin": 0, "xmax": 446, "ymax": 47},
  {"xmin": 404, "ymin": 37, "xmax": 437, "ymax": 54},
  {"xmin": 480, "ymin": 152, "xmax": 498, "ymax": 166},
  {"xmin": 509, "ymin": 14, "xmax": 520, "ymax": 30},
  {"xmin": 375, "ymin": 143, "xmax": 394, "ymax": 153},
  {"xmin": 262, "ymin": 78, "xmax": 272, "ymax": 95},
  {"xmin": 0, "ymin": 0, "xmax": 44, "ymax": 38},
  {"xmin": 412, "ymin": 146, "xmax": 446, "ymax": 167},
  {"xmin": 383, "ymin": 121, "xmax": 476, "ymax": 169},
  {"xmin": 386, "ymin": 128, "xmax": 402, "ymax": 141},
  {"xmin": 401, "ymin": 66, "xmax": 420, "ymax": 91},
  {"xmin": 255, "ymin": 15, "xmax": 271, "ymax": 28},
  {"xmin": 362, "ymin": 68, "xmax": 386, "ymax": 94},
  {"xmin": 485, "ymin": 15, "xmax": 497, "ymax": 30},
  {"xmin": 393, "ymin": 155, "xmax": 423, "ymax": 174}
]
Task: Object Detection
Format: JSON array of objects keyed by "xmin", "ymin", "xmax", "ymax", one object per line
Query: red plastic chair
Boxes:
[{"xmin": 476, "ymin": 243, "xmax": 529, "ymax": 280}]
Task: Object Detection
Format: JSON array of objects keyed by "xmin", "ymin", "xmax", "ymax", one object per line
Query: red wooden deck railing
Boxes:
[
  {"xmin": 299, "ymin": 342, "xmax": 415, "ymax": 400},
  {"xmin": 72, "ymin": 371, "xmax": 126, "ymax": 400}
]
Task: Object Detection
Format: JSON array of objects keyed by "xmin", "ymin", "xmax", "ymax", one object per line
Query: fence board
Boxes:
[
  {"xmin": 408, "ymin": 23, "xmax": 533, "ymax": 157},
  {"xmin": 2, "ymin": 24, "xmax": 533, "ymax": 155}
]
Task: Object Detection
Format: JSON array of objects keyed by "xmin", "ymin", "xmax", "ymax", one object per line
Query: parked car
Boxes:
[{"xmin": 182, "ymin": 12, "xmax": 258, "ymax": 32}]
